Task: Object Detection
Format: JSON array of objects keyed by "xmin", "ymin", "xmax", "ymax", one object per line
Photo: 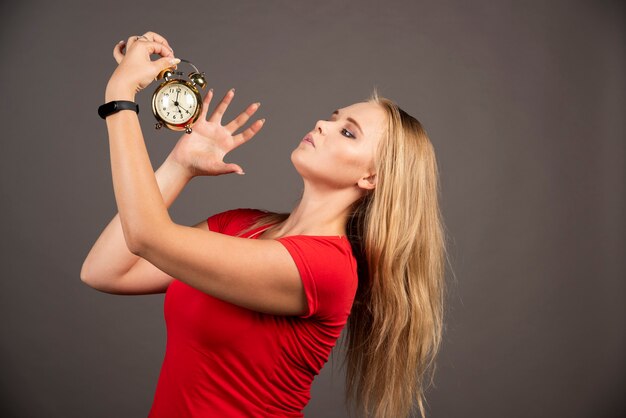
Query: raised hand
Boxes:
[
  {"xmin": 167, "ymin": 88, "xmax": 266, "ymax": 177},
  {"xmin": 108, "ymin": 31, "xmax": 178, "ymax": 97}
]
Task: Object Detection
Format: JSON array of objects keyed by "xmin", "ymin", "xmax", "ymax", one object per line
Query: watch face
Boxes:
[{"xmin": 154, "ymin": 83, "xmax": 199, "ymax": 125}]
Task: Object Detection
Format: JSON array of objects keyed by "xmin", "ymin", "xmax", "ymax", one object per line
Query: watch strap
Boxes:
[{"xmin": 98, "ymin": 100, "xmax": 139, "ymax": 119}]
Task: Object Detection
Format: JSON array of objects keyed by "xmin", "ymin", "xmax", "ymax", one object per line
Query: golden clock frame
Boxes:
[
  {"xmin": 151, "ymin": 78, "xmax": 203, "ymax": 134},
  {"xmin": 152, "ymin": 59, "xmax": 207, "ymax": 134}
]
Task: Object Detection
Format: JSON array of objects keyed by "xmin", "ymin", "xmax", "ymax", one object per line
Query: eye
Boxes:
[{"xmin": 341, "ymin": 128, "xmax": 356, "ymax": 139}]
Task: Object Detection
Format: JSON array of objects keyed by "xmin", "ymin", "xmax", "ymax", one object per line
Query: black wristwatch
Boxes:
[{"xmin": 98, "ymin": 100, "xmax": 139, "ymax": 119}]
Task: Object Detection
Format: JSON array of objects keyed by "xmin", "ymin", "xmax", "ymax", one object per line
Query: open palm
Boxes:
[{"xmin": 168, "ymin": 88, "xmax": 265, "ymax": 177}]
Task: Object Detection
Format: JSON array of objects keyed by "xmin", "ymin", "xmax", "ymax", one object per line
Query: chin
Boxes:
[
  {"xmin": 292, "ymin": 148, "xmax": 325, "ymax": 182},
  {"xmin": 290, "ymin": 148, "xmax": 308, "ymax": 178},
  {"xmin": 290, "ymin": 154, "xmax": 346, "ymax": 191}
]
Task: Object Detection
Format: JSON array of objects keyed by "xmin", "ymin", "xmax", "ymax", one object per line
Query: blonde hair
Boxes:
[
  {"xmin": 344, "ymin": 90, "xmax": 448, "ymax": 418},
  {"xmin": 239, "ymin": 90, "xmax": 448, "ymax": 418}
]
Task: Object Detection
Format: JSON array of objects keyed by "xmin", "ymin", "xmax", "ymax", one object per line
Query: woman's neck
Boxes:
[{"xmin": 262, "ymin": 182, "xmax": 363, "ymax": 239}]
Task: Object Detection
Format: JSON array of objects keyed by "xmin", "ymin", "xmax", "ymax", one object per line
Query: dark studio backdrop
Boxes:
[{"xmin": 0, "ymin": 0, "xmax": 623, "ymax": 417}]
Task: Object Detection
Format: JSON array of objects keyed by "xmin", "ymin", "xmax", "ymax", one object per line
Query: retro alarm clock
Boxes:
[{"xmin": 152, "ymin": 58, "xmax": 207, "ymax": 134}]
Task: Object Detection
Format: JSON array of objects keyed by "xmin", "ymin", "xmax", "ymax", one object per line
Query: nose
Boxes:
[{"xmin": 314, "ymin": 119, "xmax": 326, "ymax": 135}]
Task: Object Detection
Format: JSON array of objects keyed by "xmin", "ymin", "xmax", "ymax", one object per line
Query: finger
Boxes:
[
  {"xmin": 126, "ymin": 35, "xmax": 143, "ymax": 50},
  {"xmin": 125, "ymin": 36, "xmax": 174, "ymax": 59},
  {"xmin": 208, "ymin": 88, "xmax": 236, "ymax": 124},
  {"xmin": 222, "ymin": 162, "xmax": 245, "ymax": 175},
  {"xmin": 155, "ymin": 56, "xmax": 181, "ymax": 72},
  {"xmin": 140, "ymin": 40, "xmax": 175, "ymax": 58},
  {"xmin": 113, "ymin": 40, "xmax": 125, "ymax": 64},
  {"xmin": 225, "ymin": 102, "xmax": 261, "ymax": 133},
  {"xmin": 199, "ymin": 88, "xmax": 214, "ymax": 121},
  {"xmin": 232, "ymin": 118, "xmax": 266, "ymax": 146},
  {"xmin": 141, "ymin": 31, "xmax": 174, "ymax": 55}
]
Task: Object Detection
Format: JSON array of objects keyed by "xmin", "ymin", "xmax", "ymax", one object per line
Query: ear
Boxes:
[{"xmin": 357, "ymin": 172, "xmax": 377, "ymax": 191}]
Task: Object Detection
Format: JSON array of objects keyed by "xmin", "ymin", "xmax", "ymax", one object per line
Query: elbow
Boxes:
[
  {"xmin": 125, "ymin": 234, "xmax": 145, "ymax": 257},
  {"xmin": 79, "ymin": 265, "xmax": 114, "ymax": 293},
  {"xmin": 123, "ymin": 217, "xmax": 170, "ymax": 257},
  {"xmin": 80, "ymin": 275, "xmax": 98, "ymax": 290},
  {"xmin": 122, "ymin": 223, "xmax": 147, "ymax": 256},
  {"xmin": 119, "ymin": 224, "xmax": 144, "ymax": 256},
  {"xmin": 80, "ymin": 260, "xmax": 102, "ymax": 289},
  {"xmin": 80, "ymin": 260, "xmax": 93, "ymax": 286},
  {"xmin": 126, "ymin": 223, "xmax": 166, "ymax": 257}
]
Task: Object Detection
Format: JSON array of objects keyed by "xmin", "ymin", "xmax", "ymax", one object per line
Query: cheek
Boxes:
[
  {"xmin": 327, "ymin": 144, "xmax": 373, "ymax": 174},
  {"xmin": 290, "ymin": 141, "xmax": 375, "ymax": 188}
]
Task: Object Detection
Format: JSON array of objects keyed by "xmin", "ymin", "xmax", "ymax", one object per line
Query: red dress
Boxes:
[{"xmin": 147, "ymin": 208, "xmax": 358, "ymax": 417}]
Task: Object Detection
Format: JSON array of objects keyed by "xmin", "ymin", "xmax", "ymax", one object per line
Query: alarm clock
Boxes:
[{"xmin": 152, "ymin": 59, "xmax": 207, "ymax": 134}]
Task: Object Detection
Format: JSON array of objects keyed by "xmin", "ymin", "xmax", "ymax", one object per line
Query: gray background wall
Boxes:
[{"xmin": 0, "ymin": 0, "xmax": 623, "ymax": 417}]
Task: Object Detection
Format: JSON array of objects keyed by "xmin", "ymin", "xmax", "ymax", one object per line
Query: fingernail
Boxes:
[
  {"xmin": 209, "ymin": 88, "xmax": 214, "ymax": 92},
  {"xmin": 230, "ymin": 88, "xmax": 236, "ymax": 93},
  {"xmin": 118, "ymin": 40, "xmax": 125, "ymax": 44},
  {"xmin": 260, "ymin": 118, "xmax": 266, "ymax": 123},
  {"xmin": 237, "ymin": 171, "xmax": 245, "ymax": 175},
  {"xmin": 255, "ymin": 102, "xmax": 261, "ymax": 107},
  {"xmin": 170, "ymin": 58, "xmax": 181, "ymax": 64}
]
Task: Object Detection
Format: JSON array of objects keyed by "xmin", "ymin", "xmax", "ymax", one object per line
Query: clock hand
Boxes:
[
  {"xmin": 174, "ymin": 103, "xmax": 192, "ymax": 116},
  {"xmin": 175, "ymin": 105, "xmax": 187, "ymax": 119},
  {"xmin": 178, "ymin": 103, "xmax": 191, "ymax": 113}
]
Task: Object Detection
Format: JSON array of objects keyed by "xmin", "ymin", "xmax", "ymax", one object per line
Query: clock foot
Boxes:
[
  {"xmin": 185, "ymin": 125, "xmax": 192, "ymax": 134},
  {"xmin": 155, "ymin": 122, "xmax": 163, "ymax": 130}
]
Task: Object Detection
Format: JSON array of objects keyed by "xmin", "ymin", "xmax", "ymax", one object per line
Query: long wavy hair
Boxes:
[{"xmin": 237, "ymin": 90, "xmax": 448, "ymax": 418}]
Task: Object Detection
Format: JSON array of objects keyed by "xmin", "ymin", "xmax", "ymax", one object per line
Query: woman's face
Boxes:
[{"xmin": 291, "ymin": 101, "xmax": 387, "ymax": 192}]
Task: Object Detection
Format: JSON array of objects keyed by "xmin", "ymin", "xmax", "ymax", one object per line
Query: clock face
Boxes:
[{"xmin": 155, "ymin": 83, "xmax": 198, "ymax": 125}]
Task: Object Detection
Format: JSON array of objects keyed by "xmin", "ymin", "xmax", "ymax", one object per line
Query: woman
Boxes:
[{"xmin": 81, "ymin": 31, "xmax": 447, "ymax": 418}]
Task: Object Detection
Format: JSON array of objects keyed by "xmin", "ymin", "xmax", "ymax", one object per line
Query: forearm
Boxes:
[
  {"xmin": 80, "ymin": 155, "xmax": 191, "ymax": 282},
  {"xmin": 101, "ymin": 81, "xmax": 177, "ymax": 252}
]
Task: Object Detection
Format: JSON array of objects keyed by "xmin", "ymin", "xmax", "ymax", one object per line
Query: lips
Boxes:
[{"xmin": 302, "ymin": 133, "xmax": 315, "ymax": 147}]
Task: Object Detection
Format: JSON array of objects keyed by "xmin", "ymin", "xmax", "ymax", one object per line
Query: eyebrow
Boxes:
[{"xmin": 332, "ymin": 109, "xmax": 364, "ymax": 136}]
